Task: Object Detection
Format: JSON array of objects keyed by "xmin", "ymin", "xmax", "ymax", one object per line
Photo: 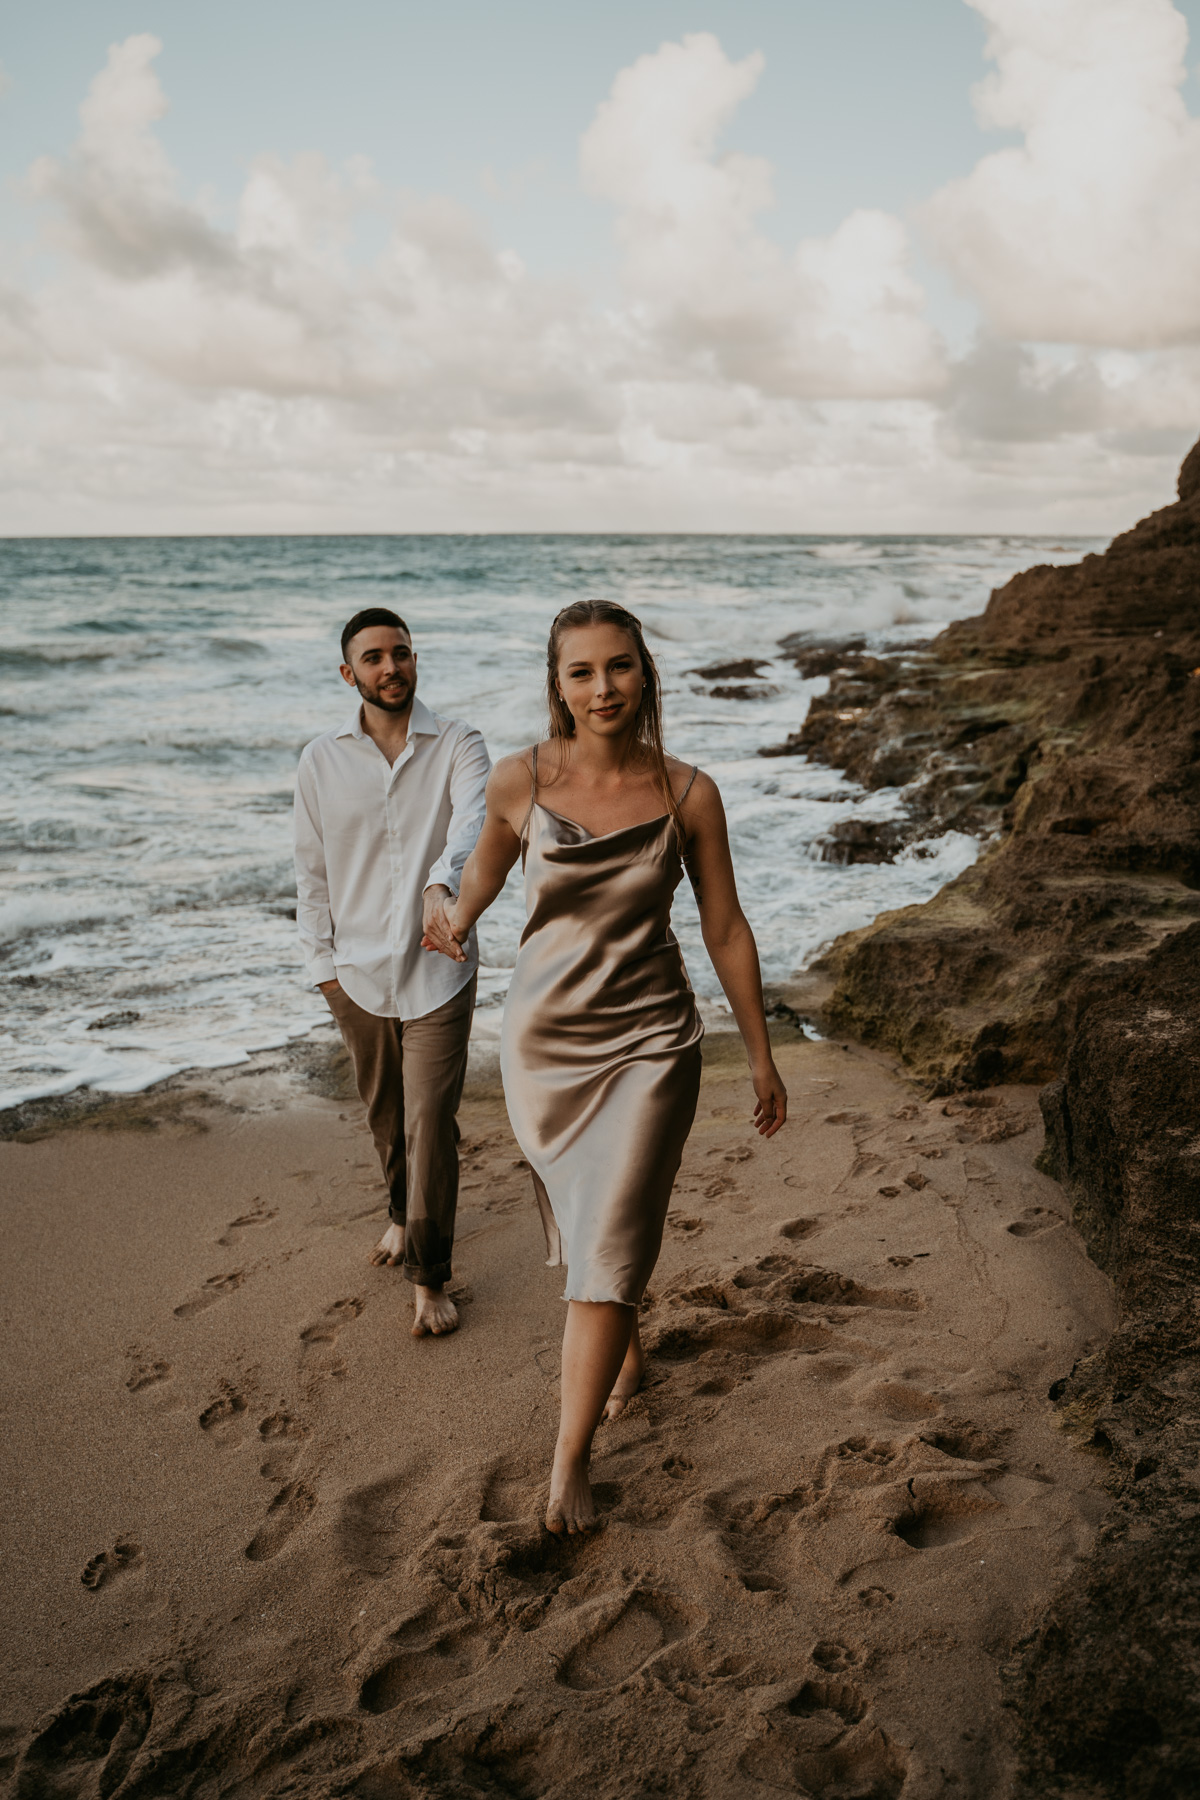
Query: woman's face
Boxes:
[{"xmin": 556, "ymin": 622, "xmax": 645, "ymax": 738}]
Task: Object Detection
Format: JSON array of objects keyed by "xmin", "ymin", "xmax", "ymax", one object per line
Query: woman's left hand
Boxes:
[
  {"xmin": 421, "ymin": 898, "xmax": 469, "ymax": 963},
  {"xmin": 751, "ymin": 1058, "xmax": 788, "ymax": 1137}
]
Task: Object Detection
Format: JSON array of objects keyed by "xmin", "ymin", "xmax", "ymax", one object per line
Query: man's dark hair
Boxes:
[{"xmin": 341, "ymin": 608, "xmax": 411, "ymax": 662}]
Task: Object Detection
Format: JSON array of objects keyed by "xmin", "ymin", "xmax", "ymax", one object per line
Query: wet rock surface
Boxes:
[
  {"xmin": 776, "ymin": 438, "xmax": 1200, "ymax": 1798},
  {"xmin": 786, "ymin": 443, "xmax": 1200, "ymax": 1091}
]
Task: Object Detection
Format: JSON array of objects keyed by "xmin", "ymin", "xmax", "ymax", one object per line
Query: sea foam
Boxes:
[{"xmin": 0, "ymin": 533, "xmax": 1102, "ymax": 1112}]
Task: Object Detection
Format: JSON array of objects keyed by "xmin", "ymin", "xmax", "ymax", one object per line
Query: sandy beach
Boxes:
[{"xmin": 1, "ymin": 1024, "xmax": 1113, "ymax": 1798}]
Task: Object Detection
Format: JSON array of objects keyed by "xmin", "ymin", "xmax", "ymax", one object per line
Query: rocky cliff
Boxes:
[
  {"xmin": 771, "ymin": 440, "xmax": 1200, "ymax": 1796},
  {"xmin": 776, "ymin": 440, "xmax": 1200, "ymax": 1091}
]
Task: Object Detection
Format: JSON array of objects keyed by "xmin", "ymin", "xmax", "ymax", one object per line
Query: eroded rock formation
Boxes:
[
  {"xmin": 778, "ymin": 442, "xmax": 1200, "ymax": 1091},
  {"xmin": 1016, "ymin": 922, "xmax": 1200, "ymax": 1798}
]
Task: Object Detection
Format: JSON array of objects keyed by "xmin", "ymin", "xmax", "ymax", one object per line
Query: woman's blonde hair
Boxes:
[{"xmin": 544, "ymin": 599, "xmax": 686, "ymax": 847}]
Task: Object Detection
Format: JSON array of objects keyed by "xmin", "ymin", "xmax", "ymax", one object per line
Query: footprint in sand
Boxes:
[
  {"xmin": 125, "ymin": 1357, "xmax": 171, "ymax": 1393},
  {"xmin": 558, "ymin": 1592, "xmax": 697, "ymax": 1691},
  {"xmin": 15, "ymin": 1672, "xmax": 153, "ymax": 1797},
  {"xmin": 832, "ymin": 1436, "xmax": 901, "ymax": 1471},
  {"xmin": 920, "ymin": 1421, "xmax": 1001, "ymax": 1462},
  {"xmin": 1007, "ymin": 1206, "xmax": 1064, "ymax": 1237},
  {"xmin": 259, "ymin": 1409, "xmax": 307, "ymax": 1441},
  {"xmin": 360, "ymin": 1616, "xmax": 503, "ymax": 1715},
  {"xmin": 338, "ymin": 1471, "xmax": 410, "ymax": 1575},
  {"xmin": 894, "ymin": 1489, "xmax": 1002, "ymax": 1550},
  {"xmin": 739, "ymin": 1679, "xmax": 907, "ymax": 1797},
  {"xmin": 198, "ymin": 1386, "xmax": 248, "ymax": 1444},
  {"xmin": 789, "ymin": 1677, "xmax": 868, "ymax": 1724},
  {"xmin": 81, "ymin": 1540, "xmax": 144, "ymax": 1591},
  {"xmin": 865, "ymin": 1381, "xmax": 942, "ymax": 1420},
  {"xmin": 480, "ymin": 1459, "xmax": 537, "ymax": 1523},
  {"xmin": 300, "ymin": 1296, "xmax": 365, "ymax": 1345},
  {"xmin": 778, "ymin": 1217, "xmax": 821, "ymax": 1240},
  {"xmin": 244, "ymin": 1481, "xmax": 317, "ymax": 1561},
  {"xmin": 258, "ymin": 1411, "xmax": 308, "ymax": 1478},
  {"xmin": 645, "ymin": 1252, "xmax": 922, "ymax": 1387},
  {"xmin": 173, "ymin": 1271, "xmax": 245, "ymax": 1319},
  {"xmin": 216, "ymin": 1202, "xmax": 279, "ymax": 1247},
  {"xmin": 667, "ymin": 1212, "xmax": 706, "ymax": 1236},
  {"xmin": 812, "ymin": 1640, "xmax": 863, "ymax": 1672},
  {"xmin": 779, "ymin": 1266, "xmax": 922, "ymax": 1312},
  {"xmin": 650, "ymin": 1307, "xmax": 834, "ymax": 1364}
]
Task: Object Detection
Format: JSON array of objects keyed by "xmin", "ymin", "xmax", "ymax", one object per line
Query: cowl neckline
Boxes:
[{"xmin": 531, "ymin": 799, "xmax": 670, "ymax": 844}]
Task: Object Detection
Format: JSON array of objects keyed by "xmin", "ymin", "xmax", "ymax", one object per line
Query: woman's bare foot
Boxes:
[
  {"xmin": 412, "ymin": 1285, "xmax": 459, "ymax": 1338},
  {"xmin": 369, "ymin": 1224, "xmax": 404, "ymax": 1267},
  {"xmin": 546, "ymin": 1444, "xmax": 598, "ymax": 1535},
  {"xmin": 602, "ymin": 1322, "xmax": 645, "ymax": 1421}
]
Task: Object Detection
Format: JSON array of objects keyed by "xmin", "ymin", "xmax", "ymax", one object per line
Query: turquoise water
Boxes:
[{"xmin": 0, "ymin": 532, "xmax": 1101, "ymax": 1110}]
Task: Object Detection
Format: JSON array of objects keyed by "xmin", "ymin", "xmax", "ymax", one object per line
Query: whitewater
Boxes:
[{"xmin": 0, "ymin": 532, "xmax": 1101, "ymax": 1112}]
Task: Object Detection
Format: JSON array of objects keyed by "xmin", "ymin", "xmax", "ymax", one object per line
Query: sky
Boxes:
[{"xmin": 3, "ymin": 0, "xmax": 1200, "ymax": 535}]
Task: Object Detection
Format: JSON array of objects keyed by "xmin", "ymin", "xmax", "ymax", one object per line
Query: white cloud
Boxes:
[
  {"xmin": 581, "ymin": 33, "xmax": 945, "ymax": 399},
  {"xmin": 921, "ymin": 0, "xmax": 1200, "ymax": 347},
  {"xmin": 1, "ymin": 20, "xmax": 1198, "ymax": 534},
  {"xmin": 30, "ymin": 34, "xmax": 230, "ymax": 279}
]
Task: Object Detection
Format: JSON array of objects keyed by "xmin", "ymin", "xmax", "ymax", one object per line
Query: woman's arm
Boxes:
[
  {"xmin": 421, "ymin": 755, "xmax": 529, "ymax": 962},
  {"xmin": 682, "ymin": 772, "xmax": 787, "ymax": 1137}
]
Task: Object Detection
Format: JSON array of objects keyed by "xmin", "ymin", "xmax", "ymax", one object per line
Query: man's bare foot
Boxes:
[
  {"xmin": 369, "ymin": 1223, "xmax": 404, "ymax": 1267},
  {"xmin": 602, "ymin": 1325, "xmax": 645, "ymax": 1422},
  {"xmin": 412, "ymin": 1285, "xmax": 459, "ymax": 1338},
  {"xmin": 546, "ymin": 1444, "xmax": 598, "ymax": 1535}
]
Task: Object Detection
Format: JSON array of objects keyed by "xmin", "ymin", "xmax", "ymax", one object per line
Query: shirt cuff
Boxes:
[
  {"xmin": 423, "ymin": 874, "xmax": 458, "ymax": 897},
  {"xmin": 308, "ymin": 956, "xmax": 337, "ymax": 987}
]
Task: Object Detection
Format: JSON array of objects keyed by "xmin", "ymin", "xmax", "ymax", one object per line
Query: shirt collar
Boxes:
[{"xmin": 335, "ymin": 693, "xmax": 438, "ymax": 741}]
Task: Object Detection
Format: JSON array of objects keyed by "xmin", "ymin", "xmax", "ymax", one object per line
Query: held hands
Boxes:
[
  {"xmin": 751, "ymin": 1056, "xmax": 788, "ymax": 1138},
  {"xmin": 420, "ymin": 885, "xmax": 469, "ymax": 963}
]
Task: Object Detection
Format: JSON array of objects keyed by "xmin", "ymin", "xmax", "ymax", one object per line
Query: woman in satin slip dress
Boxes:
[{"xmin": 423, "ymin": 600, "xmax": 788, "ymax": 1534}]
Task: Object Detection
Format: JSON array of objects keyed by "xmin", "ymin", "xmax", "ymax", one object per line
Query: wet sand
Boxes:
[{"xmin": 0, "ymin": 1029, "xmax": 1113, "ymax": 1798}]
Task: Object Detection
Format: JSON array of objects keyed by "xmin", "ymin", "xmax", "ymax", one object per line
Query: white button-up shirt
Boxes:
[{"xmin": 293, "ymin": 694, "xmax": 490, "ymax": 1019}]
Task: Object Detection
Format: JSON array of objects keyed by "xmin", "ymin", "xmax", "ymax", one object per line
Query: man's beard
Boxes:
[{"xmin": 356, "ymin": 675, "xmax": 413, "ymax": 714}]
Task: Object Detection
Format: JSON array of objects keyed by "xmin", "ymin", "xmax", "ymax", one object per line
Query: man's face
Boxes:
[{"xmin": 341, "ymin": 627, "xmax": 416, "ymax": 713}]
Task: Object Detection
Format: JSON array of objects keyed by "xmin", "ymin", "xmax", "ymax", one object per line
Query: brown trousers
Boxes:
[{"xmin": 325, "ymin": 975, "xmax": 475, "ymax": 1287}]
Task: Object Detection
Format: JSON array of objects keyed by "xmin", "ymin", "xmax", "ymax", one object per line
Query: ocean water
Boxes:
[{"xmin": 0, "ymin": 533, "xmax": 1102, "ymax": 1113}]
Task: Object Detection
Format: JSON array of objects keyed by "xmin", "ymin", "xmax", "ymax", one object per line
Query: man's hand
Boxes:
[
  {"xmin": 421, "ymin": 886, "xmax": 468, "ymax": 963},
  {"xmin": 318, "ymin": 978, "xmax": 341, "ymax": 994}
]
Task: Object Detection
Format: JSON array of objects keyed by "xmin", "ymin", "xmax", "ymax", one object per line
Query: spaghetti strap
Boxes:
[
  {"xmin": 520, "ymin": 743, "xmax": 540, "ymax": 840},
  {"xmin": 679, "ymin": 763, "xmax": 700, "ymax": 804}
]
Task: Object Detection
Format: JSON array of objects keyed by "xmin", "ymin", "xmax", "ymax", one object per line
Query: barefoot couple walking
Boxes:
[{"xmin": 295, "ymin": 599, "xmax": 787, "ymax": 1535}]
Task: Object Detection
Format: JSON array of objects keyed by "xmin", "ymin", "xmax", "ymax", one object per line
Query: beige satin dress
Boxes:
[{"xmin": 500, "ymin": 748, "xmax": 704, "ymax": 1306}]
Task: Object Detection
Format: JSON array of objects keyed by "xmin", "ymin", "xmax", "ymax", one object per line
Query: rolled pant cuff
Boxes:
[{"xmin": 405, "ymin": 1261, "xmax": 453, "ymax": 1288}]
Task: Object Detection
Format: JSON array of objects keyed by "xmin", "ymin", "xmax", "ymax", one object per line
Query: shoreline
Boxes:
[{"xmin": 0, "ymin": 985, "xmax": 833, "ymax": 1144}]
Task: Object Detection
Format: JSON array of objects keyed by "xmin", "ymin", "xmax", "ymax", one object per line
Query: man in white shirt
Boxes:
[{"xmin": 294, "ymin": 607, "xmax": 490, "ymax": 1338}]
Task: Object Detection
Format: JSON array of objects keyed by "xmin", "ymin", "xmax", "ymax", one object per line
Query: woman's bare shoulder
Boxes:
[
  {"xmin": 666, "ymin": 754, "xmax": 720, "ymax": 810},
  {"xmin": 488, "ymin": 750, "xmax": 536, "ymax": 800}
]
